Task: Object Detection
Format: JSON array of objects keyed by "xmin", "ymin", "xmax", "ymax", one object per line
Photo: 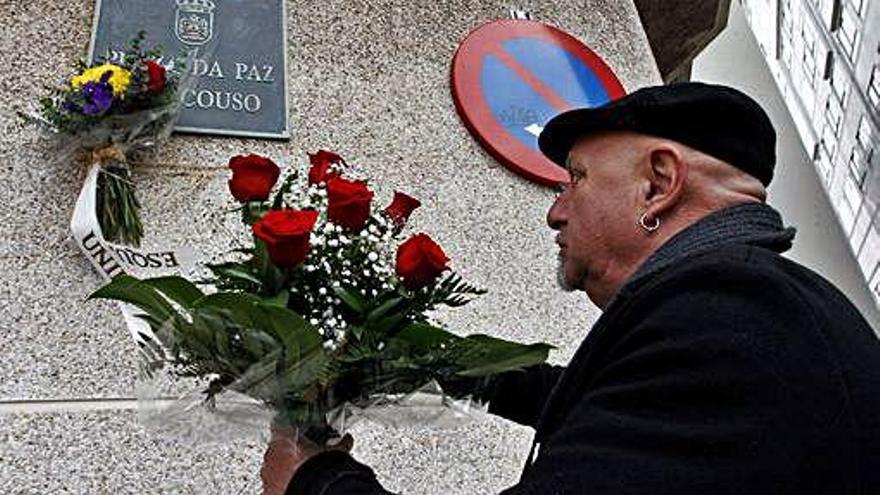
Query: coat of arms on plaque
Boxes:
[{"xmin": 175, "ymin": 0, "xmax": 214, "ymax": 46}]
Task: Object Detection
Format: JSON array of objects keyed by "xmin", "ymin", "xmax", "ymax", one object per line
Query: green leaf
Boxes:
[
  {"xmin": 207, "ymin": 263, "xmax": 262, "ymax": 286},
  {"xmin": 259, "ymin": 306, "xmax": 325, "ymax": 393},
  {"xmin": 334, "ymin": 286, "xmax": 367, "ymax": 315},
  {"xmin": 140, "ymin": 276, "xmax": 205, "ymax": 307},
  {"xmin": 254, "ymin": 238, "xmax": 285, "ymax": 293},
  {"xmin": 366, "ymin": 297, "xmax": 404, "ymax": 322},
  {"xmin": 214, "ymin": 328, "xmax": 231, "ymax": 359},
  {"xmin": 452, "ymin": 335, "xmax": 554, "ymax": 377},
  {"xmin": 261, "ymin": 291, "xmax": 290, "ymax": 308},
  {"xmin": 193, "ymin": 292, "xmax": 262, "ymax": 314},
  {"xmin": 90, "ymin": 275, "xmax": 175, "ymax": 326},
  {"xmin": 279, "ymin": 347, "xmax": 327, "ymax": 393},
  {"xmin": 347, "ymin": 324, "xmax": 364, "ymax": 340},
  {"xmin": 394, "ymin": 323, "xmax": 460, "ymax": 354},
  {"xmin": 366, "ymin": 313, "xmax": 408, "ymax": 337},
  {"xmin": 259, "ymin": 305, "xmax": 320, "ymax": 363}
]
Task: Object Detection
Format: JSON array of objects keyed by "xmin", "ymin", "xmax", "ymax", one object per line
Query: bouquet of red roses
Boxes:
[{"xmin": 92, "ymin": 151, "xmax": 552, "ymax": 443}]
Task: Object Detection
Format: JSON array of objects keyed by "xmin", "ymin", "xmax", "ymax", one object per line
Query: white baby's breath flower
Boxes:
[{"xmin": 367, "ymin": 252, "xmax": 379, "ymax": 262}]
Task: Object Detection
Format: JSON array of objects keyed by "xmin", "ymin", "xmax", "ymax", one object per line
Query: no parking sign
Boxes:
[{"xmin": 452, "ymin": 20, "xmax": 626, "ymax": 186}]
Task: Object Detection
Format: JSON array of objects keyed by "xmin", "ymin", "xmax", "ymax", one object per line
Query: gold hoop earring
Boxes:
[{"xmin": 639, "ymin": 212, "xmax": 660, "ymax": 233}]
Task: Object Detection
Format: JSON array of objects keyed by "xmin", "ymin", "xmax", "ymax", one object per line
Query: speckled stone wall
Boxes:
[{"xmin": 0, "ymin": 1, "xmax": 659, "ymax": 492}]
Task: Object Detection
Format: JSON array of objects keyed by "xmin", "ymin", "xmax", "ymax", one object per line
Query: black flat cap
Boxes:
[{"xmin": 538, "ymin": 82, "xmax": 777, "ymax": 186}]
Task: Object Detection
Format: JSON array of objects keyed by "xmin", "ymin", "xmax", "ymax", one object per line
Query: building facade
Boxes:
[
  {"xmin": 0, "ymin": 1, "xmax": 660, "ymax": 493},
  {"xmin": 740, "ymin": 0, "xmax": 880, "ymax": 308}
]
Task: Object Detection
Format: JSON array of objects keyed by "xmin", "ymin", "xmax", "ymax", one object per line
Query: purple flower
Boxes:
[
  {"xmin": 80, "ymin": 81, "xmax": 114, "ymax": 115},
  {"xmin": 62, "ymin": 100, "xmax": 81, "ymax": 113}
]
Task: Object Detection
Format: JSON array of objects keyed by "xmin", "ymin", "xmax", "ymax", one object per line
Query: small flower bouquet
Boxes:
[
  {"xmin": 92, "ymin": 151, "xmax": 553, "ymax": 443},
  {"xmin": 21, "ymin": 31, "xmax": 189, "ymax": 246}
]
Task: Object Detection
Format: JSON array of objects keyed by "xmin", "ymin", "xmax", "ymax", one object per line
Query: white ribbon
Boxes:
[{"xmin": 70, "ymin": 163, "xmax": 195, "ymax": 345}]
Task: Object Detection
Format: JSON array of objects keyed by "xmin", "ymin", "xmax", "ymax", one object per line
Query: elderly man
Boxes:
[{"xmin": 262, "ymin": 82, "xmax": 880, "ymax": 494}]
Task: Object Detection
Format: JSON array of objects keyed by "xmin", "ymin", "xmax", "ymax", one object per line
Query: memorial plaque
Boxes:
[{"xmin": 89, "ymin": 0, "xmax": 289, "ymax": 139}]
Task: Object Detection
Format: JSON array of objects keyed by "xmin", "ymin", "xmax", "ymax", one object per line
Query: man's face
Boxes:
[{"xmin": 546, "ymin": 133, "xmax": 644, "ymax": 301}]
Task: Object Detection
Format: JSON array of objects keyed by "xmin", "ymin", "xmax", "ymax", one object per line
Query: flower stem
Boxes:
[{"xmin": 97, "ymin": 165, "xmax": 143, "ymax": 246}]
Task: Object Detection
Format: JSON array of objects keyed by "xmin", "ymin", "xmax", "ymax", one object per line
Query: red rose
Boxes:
[
  {"xmin": 395, "ymin": 234, "xmax": 450, "ymax": 289},
  {"xmin": 252, "ymin": 209, "xmax": 318, "ymax": 268},
  {"xmin": 384, "ymin": 191, "xmax": 421, "ymax": 226},
  {"xmin": 228, "ymin": 154, "xmax": 280, "ymax": 202},
  {"xmin": 145, "ymin": 60, "xmax": 166, "ymax": 93},
  {"xmin": 308, "ymin": 150, "xmax": 344, "ymax": 185},
  {"xmin": 326, "ymin": 177, "xmax": 374, "ymax": 231}
]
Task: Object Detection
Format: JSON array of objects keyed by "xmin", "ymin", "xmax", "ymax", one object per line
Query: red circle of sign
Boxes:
[{"xmin": 451, "ymin": 20, "xmax": 626, "ymax": 186}]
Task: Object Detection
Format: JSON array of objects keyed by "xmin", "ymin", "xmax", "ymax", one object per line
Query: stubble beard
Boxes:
[{"xmin": 556, "ymin": 254, "xmax": 577, "ymax": 292}]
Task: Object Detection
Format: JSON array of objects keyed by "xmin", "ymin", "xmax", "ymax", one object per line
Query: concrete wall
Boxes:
[
  {"xmin": 692, "ymin": 0, "xmax": 880, "ymax": 331},
  {"xmin": 0, "ymin": 1, "xmax": 659, "ymax": 493}
]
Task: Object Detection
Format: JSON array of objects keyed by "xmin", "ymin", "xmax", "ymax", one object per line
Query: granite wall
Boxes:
[{"xmin": 0, "ymin": 1, "xmax": 659, "ymax": 493}]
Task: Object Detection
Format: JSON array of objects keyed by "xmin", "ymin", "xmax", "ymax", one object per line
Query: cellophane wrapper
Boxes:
[
  {"xmin": 46, "ymin": 46, "xmax": 201, "ymax": 170},
  {"xmin": 133, "ymin": 313, "xmax": 491, "ymax": 446}
]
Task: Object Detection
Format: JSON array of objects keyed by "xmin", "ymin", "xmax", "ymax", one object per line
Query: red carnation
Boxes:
[
  {"xmin": 308, "ymin": 150, "xmax": 344, "ymax": 185},
  {"xmin": 228, "ymin": 154, "xmax": 280, "ymax": 202},
  {"xmin": 326, "ymin": 177, "xmax": 374, "ymax": 231},
  {"xmin": 145, "ymin": 60, "xmax": 166, "ymax": 93},
  {"xmin": 395, "ymin": 233, "xmax": 450, "ymax": 289},
  {"xmin": 252, "ymin": 209, "xmax": 318, "ymax": 268},
  {"xmin": 384, "ymin": 191, "xmax": 421, "ymax": 226}
]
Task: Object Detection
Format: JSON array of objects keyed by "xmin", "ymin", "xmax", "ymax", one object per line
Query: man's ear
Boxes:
[{"xmin": 641, "ymin": 143, "xmax": 688, "ymax": 218}]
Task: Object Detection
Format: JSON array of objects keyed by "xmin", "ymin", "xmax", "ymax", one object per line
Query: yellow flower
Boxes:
[{"xmin": 71, "ymin": 64, "xmax": 132, "ymax": 96}]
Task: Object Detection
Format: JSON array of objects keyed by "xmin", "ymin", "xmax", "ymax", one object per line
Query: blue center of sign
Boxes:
[{"xmin": 480, "ymin": 37, "xmax": 611, "ymax": 151}]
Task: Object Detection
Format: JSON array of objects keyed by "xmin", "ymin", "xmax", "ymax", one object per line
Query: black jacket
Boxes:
[{"xmin": 288, "ymin": 233, "xmax": 880, "ymax": 494}]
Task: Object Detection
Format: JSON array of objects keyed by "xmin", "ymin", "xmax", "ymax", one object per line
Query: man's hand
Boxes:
[{"xmin": 261, "ymin": 426, "xmax": 354, "ymax": 495}]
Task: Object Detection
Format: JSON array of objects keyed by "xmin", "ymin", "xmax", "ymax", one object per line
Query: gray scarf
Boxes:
[{"xmin": 613, "ymin": 202, "xmax": 797, "ymax": 303}]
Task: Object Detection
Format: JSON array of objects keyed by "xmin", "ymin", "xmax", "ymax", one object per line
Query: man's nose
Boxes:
[{"xmin": 547, "ymin": 190, "xmax": 566, "ymax": 230}]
